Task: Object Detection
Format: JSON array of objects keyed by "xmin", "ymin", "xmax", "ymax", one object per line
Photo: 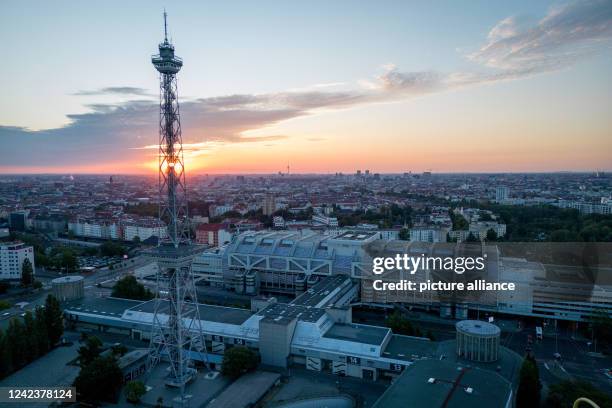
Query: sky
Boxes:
[{"xmin": 0, "ymin": 0, "xmax": 611, "ymax": 174}]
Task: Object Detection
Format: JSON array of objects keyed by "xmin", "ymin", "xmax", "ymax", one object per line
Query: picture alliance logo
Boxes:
[{"xmin": 372, "ymin": 254, "xmax": 487, "ymax": 275}]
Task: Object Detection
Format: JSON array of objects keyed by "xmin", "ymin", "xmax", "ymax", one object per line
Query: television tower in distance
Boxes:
[{"xmin": 147, "ymin": 11, "xmax": 207, "ymax": 399}]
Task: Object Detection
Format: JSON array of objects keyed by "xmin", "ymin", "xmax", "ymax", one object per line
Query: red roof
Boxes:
[{"xmin": 196, "ymin": 223, "xmax": 224, "ymax": 232}]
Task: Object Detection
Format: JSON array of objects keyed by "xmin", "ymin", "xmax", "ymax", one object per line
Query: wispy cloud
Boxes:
[
  {"xmin": 2, "ymin": 0, "xmax": 611, "ymax": 171},
  {"xmin": 73, "ymin": 86, "xmax": 153, "ymax": 96},
  {"xmin": 468, "ymin": 0, "xmax": 612, "ymax": 77}
]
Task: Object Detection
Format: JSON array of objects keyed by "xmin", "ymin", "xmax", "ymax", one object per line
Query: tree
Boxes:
[
  {"xmin": 5, "ymin": 319, "xmax": 27, "ymax": 370},
  {"xmin": 100, "ymin": 241, "xmax": 126, "ymax": 257},
  {"xmin": 221, "ymin": 346, "xmax": 258, "ymax": 379},
  {"xmin": 0, "ymin": 330, "xmax": 12, "ymax": 379},
  {"xmin": 450, "ymin": 211, "xmax": 469, "ymax": 230},
  {"xmin": 125, "ymin": 380, "xmax": 146, "ymax": 403},
  {"xmin": 590, "ymin": 310, "xmax": 612, "ymax": 346},
  {"xmin": 132, "ymin": 235, "xmax": 141, "ymax": 245},
  {"xmin": 78, "ymin": 336, "xmax": 103, "ymax": 367},
  {"xmin": 44, "ymin": 295, "xmax": 64, "ymax": 346},
  {"xmin": 399, "ymin": 228, "xmax": 410, "ymax": 241},
  {"xmin": 33, "ymin": 306, "xmax": 49, "ymax": 357},
  {"xmin": 0, "ymin": 300, "xmax": 11, "ymax": 311},
  {"xmin": 386, "ymin": 311, "xmax": 415, "ymax": 336},
  {"xmin": 486, "ymin": 228, "xmax": 498, "ymax": 242},
  {"xmin": 22, "ymin": 311, "xmax": 38, "ymax": 363},
  {"xmin": 60, "ymin": 249, "xmax": 78, "ymax": 272},
  {"xmin": 545, "ymin": 380, "xmax": 612, "ymax": 408},
  {"xmin": 73, "ymin": 355, "xmax": 123, "ymax": 403},
  {"xmin": 465, "ymin": 232, "xmax": 480, "ymax": 242},
  {"xmin": 516, "ymin": 355, "xmax": 540, "ymax": 408},
  {"xmin": 21, "ymin": 258, "xmax": 33, "ymax": 286},
  {"xmin": 112, "ymin": 275, "xmax": 154, "ymax": 301}
]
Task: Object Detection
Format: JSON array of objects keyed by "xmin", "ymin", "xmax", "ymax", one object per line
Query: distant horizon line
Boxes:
[{"xmin": 0, "ymin": 170, "xmax": 610, "ymax": 177}]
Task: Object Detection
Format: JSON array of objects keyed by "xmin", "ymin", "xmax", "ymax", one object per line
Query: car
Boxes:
[
  {"xmin": 553, "ymin": 352, "xmax": 562, "ymax": 360},
  {"xmin": 2, "ymin": 312, "xmax": 10, "ymax": 316}
]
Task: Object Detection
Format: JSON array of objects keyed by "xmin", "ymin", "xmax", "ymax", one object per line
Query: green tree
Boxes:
[
  {"xmin": 399, "ymin": 228, "xmax": 410, "ymax": 241},
  {"xmin": 112, "ymin": 275, "xmax": 154, "ymax": 301},
  {"xmin": 125, "ymin": 380, "xmax": 146, "ymax": 403},
  {"xmin": 0, "ymin": 300, "xmax": 11, "ymax": 311},
  {"xmin": 450, "ymin": 211, "xmax": 469, "ymax": 230},
  {"xmin": 0, "ymin": 329, "xmax": 12, "ymax": 378},
  {"xmin": 550, "ymin": 229, "xmax": 575, "ymax": 242},
  {"xmin": 386, "ymin": 311, "xmax": 415, "ymax": 336},
  {"xmin": 486, "ymin": 228, "xmax": 498, "ymax": 242},
  {"xmin": 516, "ymin": 355, "xmax": 540, "ymax": 408},
  {"xmin": 73, "ymin": 355, "xmax": 123, "ymax": 403},
  {"xmin": 465, "ymin": 232, "xmax": 480, "ymax": 242},
  {"xmin": 78, "ymin": 336, "xmax": 103, "ymax": 367},
  {"xmin": 44, "ymin": 295, "xmax": 64, "ymax": 346},
  {"xmin": 22, "ymin": 311, "xmax": 38, "ymax": 363},
  {"xmin": 21, "ymin": 258, "xmax": 34, "ymax": 286},
  {"xmin": 33, "ymin": 306, "xmax": 49, "ymax": 357},
  {"xmin": 590, "ymin": 310, "xmax": 612, "ymax": 347},
  {"xmin": 100, "ymin": 241, "xmax": 126, "ymax": 257},
  {"xmin": 60, "ymin": 249, "xmax": 78, "ymax": 271},
  {"xmin": 6, "ymin": 319, "xmax": 27, "ymax": 370},
  {"xmin": 545, "ymin": 380, "xmax": 612, "ymax": 408},
  {"xmin": 221, "ymin": 346, "xmax": 258, "ymax": 379}
]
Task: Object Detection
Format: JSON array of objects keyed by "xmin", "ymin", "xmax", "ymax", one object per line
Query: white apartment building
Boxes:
[
  {"xmin": 68, "ymin": 219, "xmax": 121, "ymax": 240},
  {"xmin": 0, "ymin": 242, "xmax": 35, "ymax": 280},
  {"xmin": 556, "ymin": 200, "xmax": 612, "ymax": 215},
  {"xmin": 312, "ymin": 214, "xmax": 339, "ymax": 228},
  {"xmin": 379, "ymin": 229, "xmax": 400, "ymax": 241},
  {"xmin": 495, "ymin": 186, "xmax": 510, "ymax": 203},
  {"xmin": 210, "ymin": 204, "xmax": 233, "ymax": 217},
  {"xmin": 123, "ymin": 220, "xmax": 168, "ymax": 242},
  {"xmin": 469, "ymin": 221, "xmax": 507, "ymax": 239},
  {"xmin": 409, "ymin": 226, "xmax": 449, "ymax": 243}
]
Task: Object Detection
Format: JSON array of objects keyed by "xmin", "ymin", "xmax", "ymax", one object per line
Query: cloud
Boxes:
[
  {"xmin": 469, "ymin": 0, "xmax": 612, "ymax": 76},
  {"xmin": 73, "ymin": 87, "xmax": 153, "ymax": 96},
  {"xmin": 1, "ymin": 0, "xmax": 611, "ymax": 171}
]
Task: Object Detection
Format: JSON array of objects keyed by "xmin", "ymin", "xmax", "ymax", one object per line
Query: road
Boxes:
[
  {"xmin": 353, "ymin": 308, "xmax": 612, "ymax": 395},
  {"xmin": 0, "ymin": 255, "xmax": 150, "ymax": 330}
]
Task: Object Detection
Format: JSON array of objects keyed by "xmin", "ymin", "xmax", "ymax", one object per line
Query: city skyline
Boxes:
[{"xmin": 1, "ymin": 0, "xmax": 611, "ymax": 174}]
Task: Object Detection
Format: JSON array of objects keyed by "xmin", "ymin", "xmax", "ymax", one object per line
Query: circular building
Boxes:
[
  {"xmin": 456, "ymin": 320, "xmax": 501, "ymax": 362},
  {"xmin": 51, "ymin": 275, "xmax": 85, "ymax": 302}
]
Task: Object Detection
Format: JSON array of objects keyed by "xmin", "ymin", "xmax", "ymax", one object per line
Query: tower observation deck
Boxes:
[{"xmin": 147, "ymin": 12, "xmax": 207, "ymax": 399}]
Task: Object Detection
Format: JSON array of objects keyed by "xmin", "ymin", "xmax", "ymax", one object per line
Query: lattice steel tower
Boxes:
[{"xmin": 147, "ymin": 11, "xmax": 207, "ymax": 396}]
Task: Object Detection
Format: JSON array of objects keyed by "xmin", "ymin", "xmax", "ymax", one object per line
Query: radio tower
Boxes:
[{"xmin": 147, "ymin": 11, "xmax": 207, "ymax": 400}]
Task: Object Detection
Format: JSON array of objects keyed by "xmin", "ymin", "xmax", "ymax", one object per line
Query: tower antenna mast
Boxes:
[{"xmin": 147, "ymin": 11, "xmax": 207, "ymax": 405}]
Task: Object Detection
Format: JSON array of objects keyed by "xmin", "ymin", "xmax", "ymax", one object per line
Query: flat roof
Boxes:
[
  {"xmin": 291, "ymin": 275, "xmax": 349, "ymax": 308},
  {"xmin": 382, "ymin": 335, "xmax": 437, "ymax": 361},
  {"xmin": 456, "ymin": 320, "xmax": 501, "ymax": 336},
  {"xmin": 65, "ymin": 297, "xmax": 143, "ymax": 317},
  {"xmin": 323, "ymin": 323, "xmax": 389, "ymax": 346},
  {"xmin": 128, "ymin": 300, "xmax": 253, "ymax": 326},
  {"xmin": 258, "ymin": 302, "xmax": 326, "ymax": 323},
  {"xmin": 335, "ymin": 231, "xmax": 378, "ymax": 241},
  {"xmin": 373, "ymin": 360, "xmax": 512, "ymax": 408},
  {"xmin": 52, "ymin": 275, "xmax": 84, "ymax": 283}
]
